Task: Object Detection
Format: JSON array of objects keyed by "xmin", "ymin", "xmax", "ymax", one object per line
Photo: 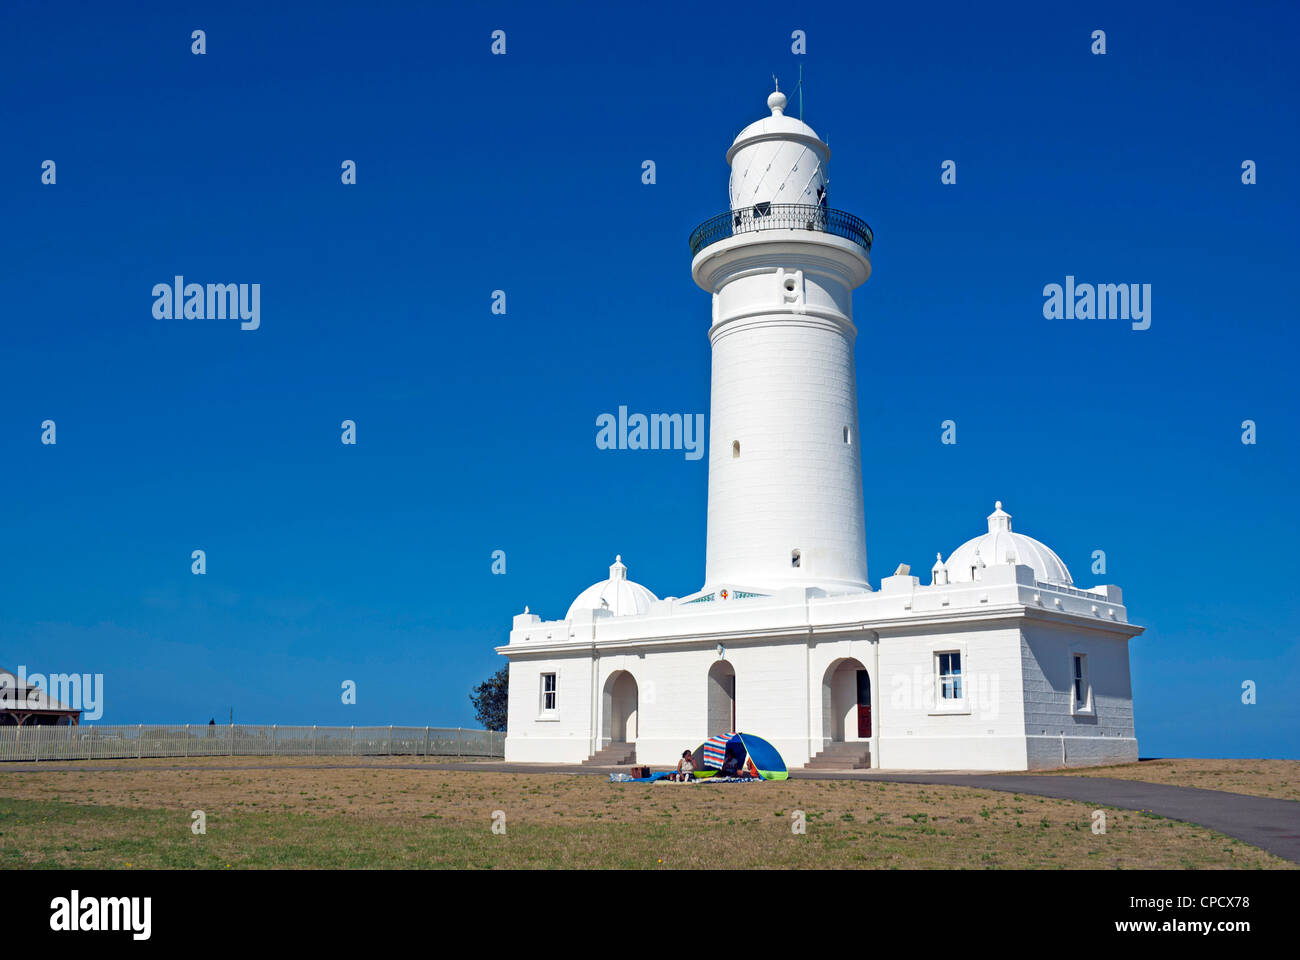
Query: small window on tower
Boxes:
[
  {"xmin": 732, "ymin": 440, "xmax": 740, "ymax": 459},
  {"xmin": 791, "ymin": 549, "xmax": 801, "ymax": 568},
  {"xmin": 843, "ymin": 426, "xmax": 851, "ymax": 445}
]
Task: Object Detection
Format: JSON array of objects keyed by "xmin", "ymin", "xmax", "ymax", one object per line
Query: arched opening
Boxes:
[
  {"xmin": 821, "ymin": 658, "xmax": 870, "ymax": 744},
  {"xmin": 602, "ymin": 670, "xmax": 639, "ymax": 744},
  {"xmin": 707, "ymin": 660, "xmax": 736, "ymax": 734},
  {"xmin": 732, "ymin": 440, "xmax": 740, "ymax": 459}
]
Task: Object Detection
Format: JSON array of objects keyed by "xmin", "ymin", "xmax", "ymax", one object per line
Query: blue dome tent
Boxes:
[{"xmin": 694, "ymin": 732, "xmax": 788, "ymax": 780}]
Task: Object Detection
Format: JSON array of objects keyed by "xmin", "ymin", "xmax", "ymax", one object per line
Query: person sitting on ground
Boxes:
[
  {"xmin": 718, "ymin": 746, "xmax": 747, "ymax": 778},
  {"xmin": 673, "ymin": 749, "xmax": 696, "ymax": 782}
]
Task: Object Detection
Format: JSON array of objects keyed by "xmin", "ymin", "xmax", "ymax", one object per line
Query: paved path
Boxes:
[{"xmin": 5, "ymin": 759, "xmax": 1297, "ymax": 863}]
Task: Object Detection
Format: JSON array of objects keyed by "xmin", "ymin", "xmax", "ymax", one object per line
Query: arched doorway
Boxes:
[
  {"xmin": 707, "ymin": 660, "xmax": 736, "ymax": 734},
  {"xmin": 603, "ymin": 670, "xmax": 639, "ymax": 743},
  {"xmin": 822, "ymin": 658, "xmax": 870, "ymax": 743}
]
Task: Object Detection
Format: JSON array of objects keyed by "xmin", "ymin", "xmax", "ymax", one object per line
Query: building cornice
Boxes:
[{"xmin": 496, "ymin": 601, "xmax": 1143, "ymax": 658}]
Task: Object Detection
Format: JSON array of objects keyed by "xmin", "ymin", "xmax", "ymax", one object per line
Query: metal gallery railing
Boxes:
[
  {"xmin": 0, "ymin": 723, "xmax": 505, "ymax": 762},
  {"xmin": 688, "ymin": 203, "xmax": 873, "ymax": 257}
]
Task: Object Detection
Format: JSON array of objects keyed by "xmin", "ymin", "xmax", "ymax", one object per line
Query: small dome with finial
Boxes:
[
  {"xmin": 565, "ymin": 555, "xmax": 659, "ymax": 619},
  {"xmin": 767, "ymin": 89, "xmax": 787, "ymax": 115},
  {"xmin": 945, "ymin": 501, "xmax": 1073, "ymax": 586}
]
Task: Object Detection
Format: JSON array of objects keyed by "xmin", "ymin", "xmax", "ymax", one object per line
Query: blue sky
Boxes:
[{"xmin": 0, "ymin": 1, "xmax": 1295, "ymax": 757}]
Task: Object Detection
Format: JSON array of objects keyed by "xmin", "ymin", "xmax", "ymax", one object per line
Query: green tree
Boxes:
[{"xmin": 469, "ymin": 665, "xmax": 508, "ymax": 732}]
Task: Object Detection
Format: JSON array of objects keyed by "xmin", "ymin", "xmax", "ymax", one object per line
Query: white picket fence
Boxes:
[{"xmin": 0, "ymin": 724, "xmax": 504, "ymax": 762}]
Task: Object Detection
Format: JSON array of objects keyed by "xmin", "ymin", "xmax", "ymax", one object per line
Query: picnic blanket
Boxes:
[
  {"xmin": 609, "ymin": 771, "xmax": 761, "ymax": 784},
  {"xmin": 609, "ymin": 771, "xmax": 676, "ymax": 783}
]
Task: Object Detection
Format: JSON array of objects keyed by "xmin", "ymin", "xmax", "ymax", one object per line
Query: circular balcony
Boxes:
[{"xmin": 688, "ymin": 203, "xmax": 873, "ymax": 257}]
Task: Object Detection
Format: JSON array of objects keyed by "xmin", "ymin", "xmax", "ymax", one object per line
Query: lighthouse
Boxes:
[
  {"xmin": 689, "ymin": 85, "xmax": 874, "ymax": 593},
  {"xmin": 502, "ymin": 85, "xmax": 1143, "ymax": 774}
]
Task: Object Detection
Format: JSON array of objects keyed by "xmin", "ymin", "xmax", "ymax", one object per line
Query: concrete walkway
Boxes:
[{"xmin": 5, "ymin": 759, "xmax": 1297, "ymax": 863}]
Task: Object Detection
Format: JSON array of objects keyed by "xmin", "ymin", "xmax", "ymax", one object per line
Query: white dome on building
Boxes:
[
  {"xmin": 943, "ymin": 502, "xmax": 1073, "ymax": 586},
  {"xmin": 565, "ymin": 555, "xmax": 658, "ymax": 620}
]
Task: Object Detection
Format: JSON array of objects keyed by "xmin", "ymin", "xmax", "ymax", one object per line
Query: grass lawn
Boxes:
[
  {"xmin": 1028, "ymin": 758, "xmax": 1300, "ymax": 802},
  {"xmin": 0, "ymin": 761, "xmax": 1291, "ymax": 869}
]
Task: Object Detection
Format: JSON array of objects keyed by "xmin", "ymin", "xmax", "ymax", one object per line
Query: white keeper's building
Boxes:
[{"xmin": 497, "ymin": 87, "xmax": 1143, "ymax": 771}]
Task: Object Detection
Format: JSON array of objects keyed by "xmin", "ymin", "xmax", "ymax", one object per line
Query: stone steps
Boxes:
[
  {"xmin": 804, "ymin": 742, "xmax": 871, "ymax": 770},
  {"xmin": 581, "ymin": 742, "xmax": 636, "ymax": 766}
]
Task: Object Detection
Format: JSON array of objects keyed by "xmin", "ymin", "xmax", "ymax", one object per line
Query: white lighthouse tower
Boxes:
[
  {"xmin": 690, "ymin": 85, "xmax": 874, "ymax": 593},
  {"xmin": 502, "ymin": 85, "xmax": 1143, "ymax": 773}
]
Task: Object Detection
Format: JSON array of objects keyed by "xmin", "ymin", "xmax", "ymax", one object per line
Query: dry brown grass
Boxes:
[
  {"xmin": 0, "ymin": 760, "xmax": 1291, "ymax": 869},
  {"xmin": 1030, "ymin": 759, "xmax": 1299, "ymax": 802}
]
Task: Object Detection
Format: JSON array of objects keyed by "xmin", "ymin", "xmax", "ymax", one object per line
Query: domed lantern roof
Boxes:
[
  {"xmin": 944, "ymin": 502, "xmax": 1073, "ymax": 586},
  {"xmin": 565, "ymin": 555, "xmax": 659, "ymax": 620},
  {"xmin": 726, "ymin": 82, "xmax": 830, "ymax": 211}
]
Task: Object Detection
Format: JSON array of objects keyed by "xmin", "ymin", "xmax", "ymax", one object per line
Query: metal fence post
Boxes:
[
  {"xmin": 457, "ymin": 726, "xmax": 462, "ymax": 760},
  {"xmin": 312, "ymin": 724, "xmax": 316, "ymax": 756},
  {"xmin": 388, "ymin": 724, "xmax": 393, "ymax": 756},
  {"xmin": 185, "ymin": 723, "xmax": 189, "ymax": 758},
  {"xmin": 229, "ymin": 723, "xmax": 234, "ymax": 757},
  {"xmin": 351, "ymin": 725, "xmax": 356, "ymax": 756},
  {"xmin": 272, "ymin": 724, "xmax": 277, "ymax": 756},
  {"xmin": 137, "ymin": 723, "xmax": 142, "ymax": 759},
  {"xmin": 424, "ymin": 726, "xmax": 430, "ymax": 757}
]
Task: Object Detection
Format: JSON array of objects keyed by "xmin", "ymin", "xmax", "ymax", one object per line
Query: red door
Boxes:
[{"xmin": 856, "ymin": 670, "xmax": 871, "ymax": 738}]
